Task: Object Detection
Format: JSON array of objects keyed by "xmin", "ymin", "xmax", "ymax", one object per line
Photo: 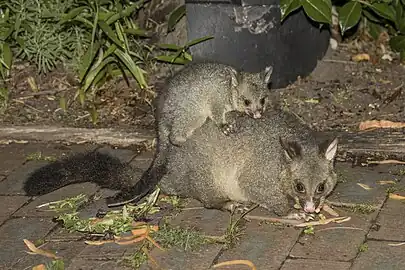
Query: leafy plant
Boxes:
[
  {"xmin": 56, "ymin": 0, "xmax": 149, "ymax": 108},
  {"xmin": 0, "ymin": 8, "xmax": 13, "ymax": 80},
  {"xmin": 155, "ymin": 36, "xmax": 214, "ymax": 64},
  {"xmin": 280, "ymin": 0, "xmax": 405, "ymax": 59}
]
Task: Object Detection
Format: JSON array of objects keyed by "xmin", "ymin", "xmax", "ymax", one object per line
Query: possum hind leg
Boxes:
[{"xmin": 168, "ymin": 114, "xmax": 208, "ymax": 146}]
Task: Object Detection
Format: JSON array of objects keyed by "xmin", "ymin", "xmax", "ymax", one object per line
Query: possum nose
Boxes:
[
  {"xmin": 253, "ymin": 111, "xmax": 262, "ymax": 119},
  {"xmin": 304, "ymin": 201, "xmax": 316, "ymax": 213}
]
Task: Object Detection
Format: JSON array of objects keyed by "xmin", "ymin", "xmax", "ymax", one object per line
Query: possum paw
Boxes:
[
  {"xmin": 223, "ymin": 201, "xmax": 251, "ymax": 213},
  {"xmin": 220, "ymin": 122, "xmax": 238, "ymax": 136}
]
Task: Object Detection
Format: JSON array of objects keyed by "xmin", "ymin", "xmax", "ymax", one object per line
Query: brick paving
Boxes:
[{"xmin": 1, "ymin": 142, "xmax": 405, "ymax": 270}]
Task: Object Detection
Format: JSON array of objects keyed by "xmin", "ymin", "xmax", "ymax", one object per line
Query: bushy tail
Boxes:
[
  {"xmin": 23, "ymin": 150, "xmax": 167, "ymax": 207},
  {"xmin": 106, "ymin": 151, "xmax": 167, "ymax": 207}
]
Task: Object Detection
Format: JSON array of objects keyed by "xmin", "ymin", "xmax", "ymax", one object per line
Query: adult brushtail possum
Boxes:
[{"xmin": 24, "ymin": 109, "xmax": 338, "ymax": 217}]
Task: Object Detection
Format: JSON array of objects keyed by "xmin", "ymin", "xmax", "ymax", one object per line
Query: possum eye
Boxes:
[
  {"xmin": 295, "ymin": 182, "xmax": 305, "ymax": 193},
  {"xmin": 260, "ymin": 97, "xmax": 266, "ymax": 105},
  {"xmin": 244, "ymin": 99, "xmax": 251, "ymax": 106},
  {"xmin": 316, "ymin": 183, "xmax": 325, "ymax": 193}
]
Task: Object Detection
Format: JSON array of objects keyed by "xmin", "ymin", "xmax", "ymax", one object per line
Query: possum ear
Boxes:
[{"xmin": 261, "ymin": 66, "xmax": 273, "ymax": 85}]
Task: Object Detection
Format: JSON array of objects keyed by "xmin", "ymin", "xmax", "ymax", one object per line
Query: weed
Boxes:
[
  {"xmin": 358, "ymin": 243, "xmax": 368, "ymax": 252},
  {"xmin": 346, "ymin": 203, "xmax": 376, "ymax": 214},
  {"xmin": 159, "ymin": 195, "xmax": 182, "ymax": 209},
  {"xmin": 122, "ymin": 247, "xmax": 148, "ymax": 269},
  {"xmin": 304, "ymin": 226, "xmax": 315, "ymax": 235},
  {"xmin": 26, "ymin": 152, "xmax": 57, "ymax": 162},
  {"xmin": 153, "ymin": 223, "xmax": 210, "ymax": 251}
]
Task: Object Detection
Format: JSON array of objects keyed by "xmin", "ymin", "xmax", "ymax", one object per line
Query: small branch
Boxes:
[{"xmin": 14, "ymin": 88, "xmax": 67, "ymax": 99}]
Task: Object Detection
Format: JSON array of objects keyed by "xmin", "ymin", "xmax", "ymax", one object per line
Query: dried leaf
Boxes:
[
  {"xmin": 213, "ymin": 259, "xmax": 257, "ymax": 270},
  {"xmin": 388, "ymin": 242, "xmax": 405, "ymax": 246},
  {"xmin": 84, "ymin": 240, "xmax": 115, "ymax": 245},
  {"xmin": 295, "ymin": 216, "xmax": 351, "ymax": 227},
  {"xmin": 146, "ymin": 236, "xmax": 165, "ymax": 251},
  {"xmin": 357, "ymin": 183, "xmax": 373, "ymax": 190},
  {"xmin": 352, "ymin": 53, "xmax": 370, "ymax": 62},
  {"xmin": 32, "ymin": 264, "xmax": 46, "ymax": 270},
  {"xmin": 378, "ymin": 180, "xmax": 397, "ymax": 185},
  {"xmin": 322, "ymin": 204, "xmax": 339, "ymax": 217},
  {"xmin": 23, "ymin": 239, "xmax": 61, "ymax": 259},
  {"xmin": 389, "ymin": 193, "xmax": 405, "ymax": 200},
  {"xmin": 359, "ymin": 120, "xmax": 405, "ymax": 130},
  {"xmin": 369, "ymin": 160, "xmax": 405, "ymax": 165},
  {"xmin": 116, "ymin": 236, "xmax": 145, "ymax": 245}
]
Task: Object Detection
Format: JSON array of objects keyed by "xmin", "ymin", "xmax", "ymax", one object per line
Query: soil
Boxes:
[{"xmin": 1, "ymin": 37, "xmax": 405, "ymax": 134}]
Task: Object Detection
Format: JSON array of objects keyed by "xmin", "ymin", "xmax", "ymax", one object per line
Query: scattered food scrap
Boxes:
[
  {"xmin": 213, "ymin": 259, "xmax": 257, "ymax": 270},
  {"xmin": 352, "ymin": 53, "xmax": 370, "ymax": 62}
]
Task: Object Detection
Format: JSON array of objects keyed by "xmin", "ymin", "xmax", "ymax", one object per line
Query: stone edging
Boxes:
[{"xmin": 0, "ymin": 126, "xmax": 155, "ymax": 147}]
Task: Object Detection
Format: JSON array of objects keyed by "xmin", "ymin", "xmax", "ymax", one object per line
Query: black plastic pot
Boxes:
[{"xmin": 185, "ymin": 0, "xmax": 330, "ymax": 88}]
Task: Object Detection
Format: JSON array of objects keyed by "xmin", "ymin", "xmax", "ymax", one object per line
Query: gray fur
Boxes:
[
  {"xmin": 158, "ymin": 62, "xmax": 273, "ymax": 148},
  {"xmin": 156, "ymin": 110, "xmax": 338, "ymax": 216}
]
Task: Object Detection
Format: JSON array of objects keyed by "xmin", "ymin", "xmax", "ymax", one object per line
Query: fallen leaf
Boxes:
[
  {"xmin": 368, "ymin": 160, "xmax": 405, "ymax": 165},
  {"xmin": 116, "ymin": 236, "xmax": 146, "ymax": 245},
  {"xmin": 23, "ymin": 239, "xmax": 61, "ymax": 259},
  {"xmin": 388, "ymin": 242, "xmax": 405, "ymax": 247},
  {"xmin": 84, "ymin": 240, "xmax": 115, "ymax": 245},
  {"xmin": 359, "ymin": 120, "xmax": 405, "ymax": 131},
  {"xmin": 352, "ymin": 53, "xmax": 370, "ymax": 62},
  {"xmin": 357, "ymin": 183, "xmax": 373, "ymax": 190},
  {"xmin": 32, "ymin": 264, "xmax": 46, "ymax": 270},
  {"xmin": 295, "ymin": 216, "xmax": 351, "ymax": 227},
  {"xmin": 213, "ymin": 259, "xmax": 257, "ymax": 270},
  {"xmin": 378, "ymin": 180, "xmax": 397, "ymax": 185},
  {"xmin": 389, "ymin": 193, "xmax": 405, "ymax": 200},
  {"xmin": 322, "ymin": 204, "xmax": 339, "ymax": 217}
]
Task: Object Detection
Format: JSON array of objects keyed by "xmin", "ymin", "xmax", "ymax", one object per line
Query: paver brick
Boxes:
[
  {"xmin": 0, "ymin": 217, "xmax": 56, "ymax": 240},
  {"xmin": 368, "ymin": 192, "xmax": 405, "ymax": 242},
  {"xmin": 140, "ymin": 244, "xmax": 222, "ymax": 270},
  {"xmin": 131, "ymin": 150, "xmax": 154, "ymax": 170},
  {"xmin": 12, "ymin": 240, "xmax": 87, "ymax": 269},
  {"xmin": 13, "ymin": 182, "xmax": 99, "ymax": 217},
  {"xmin": 77, "ymin": 242, "xmax": 142, "ymax": 259},
  {"xmin": 328, "ymin": 163, "xmax": 391, "ymax": 207},
  {"xmin": 281, "ymin": 259, "xmax": 351, "ymax": 270},
  {"xmin": 97, "ymin": 146, "xmax": 137, "ymax": 163},
  {"xmin": 0, "ymin": 161, "xmax": 51, "ymax": 195},
  {"xmin": 0, "ymin": 195, "xmax": 30, "ymax": 224},
  {"xmin": 168, "ymin": 201, "xmax": 231, "ymax": 236},
  {"xmin": 67, "ymin": 258, "xmax": 118, "ymax": 270},
  {"xmin": 289, "ymin": 210, "xmax": 373, "ymax": 261},
  {"xmin": 351, "ymin": 240, "xmax": 405, "ymax": 270},
  {"xmin": 217, "ymin": 219, "xmax": 300, "ymax": 270}
]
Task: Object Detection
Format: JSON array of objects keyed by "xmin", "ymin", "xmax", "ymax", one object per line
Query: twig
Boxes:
[
  {"xmin": 388, "ymin": 242, "xmax": 405, "ymax": 247},
  {"xmin": 12, "ymin": 99, "xmax": 43, "ymax": 113},
  {"xmin": 243, "ymin": 215, "xmax": 302, "ymax": 225},
  {"xmin": 15, "ymin": 88, "xmax": 67, "ymax": 99},
  {"xmin": 367, "ymin": 159, "xmax": 405, "ymax": 165},
  {"xmin": 316, "ymin": 226, "xmax": 366, "ymax": 233},
  {"xmin": 322, "ymin": 59, "xmax": 358, "ymax": 65}
]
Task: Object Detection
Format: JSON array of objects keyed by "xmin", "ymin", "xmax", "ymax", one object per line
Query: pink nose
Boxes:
[
  {"xmin": 304, "ymin": 201, "xmax": 316, "ymax": 213},
  {"xmin": 253, "ymin": 112, "xmax": 262, "ymax": 119}
]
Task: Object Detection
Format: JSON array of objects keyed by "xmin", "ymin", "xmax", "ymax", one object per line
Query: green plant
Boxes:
[
  {"xmin": 155, "ymin": 36, "xmax": 214, "ymax": 64},
  {"xmin": 57, "ymin": 0, "xmax": 149, "ymax": 107},
  {"xmin": 0, "ymin": 8, "xmax": 13, "ymax": 80},
  {"xmin": 280, "ymin": 0, "xmax": 405, "ymax": 60}
]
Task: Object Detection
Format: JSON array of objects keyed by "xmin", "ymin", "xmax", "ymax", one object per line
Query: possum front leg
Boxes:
[{"xmin": 211, "ymin": 105, "xmax": 238, "ymax": 136}]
